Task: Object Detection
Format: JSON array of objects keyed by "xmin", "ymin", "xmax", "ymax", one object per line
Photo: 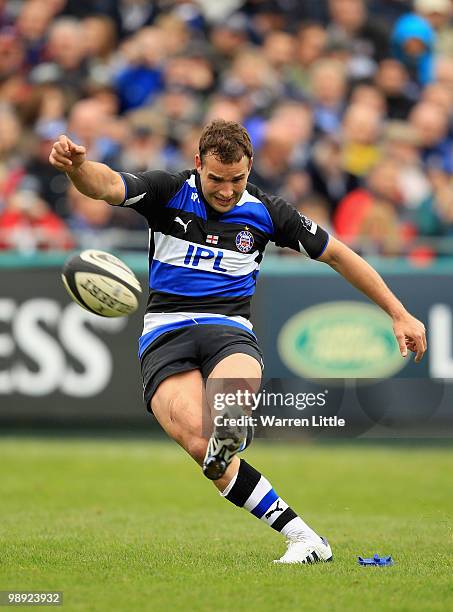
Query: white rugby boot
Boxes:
[{"xmin": 273, "ymin": 535, "xmax": 333, "ymax": 564}]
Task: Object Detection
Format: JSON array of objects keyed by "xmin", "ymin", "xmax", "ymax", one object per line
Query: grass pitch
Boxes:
[{"xmin": 0, "ymin": 438, "xmax": 452, "ymax": 611}]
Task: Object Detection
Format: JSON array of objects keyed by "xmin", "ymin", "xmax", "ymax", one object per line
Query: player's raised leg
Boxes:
[
  {"xmin": 150, "ymin": 358, "xmax": 332, "ymax": 564},
  {"xmin": 205, "ymin": 354, "xmax": 333, "ymax": 564}
]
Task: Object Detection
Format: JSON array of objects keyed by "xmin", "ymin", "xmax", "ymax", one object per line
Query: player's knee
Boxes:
[{"xmin": 186, "ymin": 437, "xmax": 208, "ymax": 465}]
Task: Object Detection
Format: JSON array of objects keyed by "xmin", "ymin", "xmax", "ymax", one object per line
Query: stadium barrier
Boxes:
[{"xmin": 0, "ymin": 253, "xmax": 452, "ymax": 436}]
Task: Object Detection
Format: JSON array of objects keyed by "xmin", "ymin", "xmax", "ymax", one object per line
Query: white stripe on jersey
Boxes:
[
  {"xmin": 142, "ymin": 312, "xmax": 253, "ymax": 336},
  {"xmin": 236, "ymin": 189, "xmax": 262, "ymax": 206},
  {"xmin": 153, "ymin": 231, "xmax": 260, "ymax": 276}
]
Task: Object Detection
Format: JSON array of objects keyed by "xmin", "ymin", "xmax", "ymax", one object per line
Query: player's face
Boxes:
[{"xmin": 195, "ymin": 153, "xmax": 252, "ymax": 213}]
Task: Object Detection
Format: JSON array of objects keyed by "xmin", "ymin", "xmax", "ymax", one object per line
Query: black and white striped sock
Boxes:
[{"xmin": 220, "ymin": 459, "xmax": 321, "ymax": 541}]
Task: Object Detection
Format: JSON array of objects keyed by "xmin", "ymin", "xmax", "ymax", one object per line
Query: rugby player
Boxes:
[{"xmin": 49, "ymin": 120, "xmax": 426, "ymax": 564}]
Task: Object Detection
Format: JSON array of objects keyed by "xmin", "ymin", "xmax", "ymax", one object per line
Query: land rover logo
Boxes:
[{"xmin": 278, "ymin": 301, "xmax": 406, "ymax": 378}]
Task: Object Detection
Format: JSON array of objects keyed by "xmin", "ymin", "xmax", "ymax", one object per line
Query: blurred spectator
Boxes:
[
  {"xmin": 222, "ymin": 47, "xmax": 282, "ymax": 116},
  {"xmin": 427, "ymin": 168, "xmax": 453, "ymax": 234},
  {"xmin": 270, "ymin": 101, "xmax": 313, "ymax": 163},
  {"xmin": 34, "ymin": 17, "xmax": 89, "ymax": 98},
  {"xmin": 23, "ymin": 120, "xmax": 70, "ymax": 216},
  {"xmin": 409, "ymin": 101, "xmax": 453, "ymax": 172},
  {"xmin": 241, "ymin": 0, "xmax": 328, "ymax": 26},
  {"xmin": 326, "ymin": 0, "xmax": 390, "ymax": 66},
  {"xmin": 118, "ymin": 122, "xmax": 167, "ymax": 173},
  {"xmin": 368, "ymin": 0, "xmax": 413, "ymax": 23},
  {"xmin": 349, "ymin": 82, "xmax": 386, "ymax": 115},
  {"xmin": 414, "ymin": 0, "xmax": 453, "ymax": 56},
  {"xmin": 374, "ymin": 58, "xmax": 416, "ymax": 119},
  {"xmin": 166, "ymin": 123, "xmax": 203, "ymax": 170},
  {"xmin": 309, "ymin": 58, "xmax": 347, "ymax": 135},
  {"xmin": 279, "ymin": 169, "xmax": 312, "ymax": 204},
  {"xmin": 110, "ymin": 0, "xmax": 159, "ymax": 39},
  {"xmin": 334, "ymin": 159, "xmax": 406, "ymax": 254},
  {"xmin": 263, "ymin": 30, "xmax": 296, "ymax": 81},
  {"xmin": 435, "ymin": 55, "xmax": 453, "ymax": 95},
  {"xmin": 197, "ymin": 0, "xmax": 244, "ymax": 24},
  {"xmin": 67, "ymin": 183, "xmax": 145, "ymax": 247},
  {"xmin": 391, "ymin": 12, "xmax": 436, "ymax": 87},
  {"xmin": 20, "ymin": 83, "xmax": 68, "ymax": 128},
  {"xmin": 163, "ymin": 48, "xmax": 215, "ymax": 95},
  {"xmin": 420, "ymin": 81, "xmax": 453, "ymax": 135},
  {"xmin": 244, "ymin": 0, "xmax": 287, "ymax": 38},
  {"xmin": 155, "ymin": 13, "xmax": 191, "ymax": 57},
  {"xmin": 1, "ymin": 0, "xmax": 453, "ymax": 256},
  {"xmin": 114, "ymin": 26, "xmax": 165, "ymax": 112},
  {"xmin": 67, "ymin": 183, "xmax": 113, "ymax": 233},
  {"xmin": 341, "ymin": 103, "xmax": 382, "ymax": 177},
  {"xmin": 205, "ymin": 95, "xmax": 246, "ymax": 125},
  {"xmin": 249, "ymin": 121, "xmax": 296, "ymax": 193},
  {"xmin": 151, "ymin": 85, "xmax": 201, "ymax": 149},
  {"xmin": 82, "ymin": 14, "xmax": 119, "ymax": 84},
  {"xmin": 287, "ymin": 22, "xmax": 327, "ymax": 94},
  {"xmin": 209, "ymin": 13, "xmax": 250, "ymax": 74},
  {"xmin": 0, "ymin": 176, "xmax": 73, "ymax": 251},
  {"xmin": 0, "ymin": 106, "xmax": 23, "ymax": 206},
  {"xmin": 16, "ymin": 0, "xmax": 54, "ymax": 68},
  {"xmin": 356, "ymin": 199, "xmax": 404, "ymax": 255},
  {"xmin": 251, "ymin": 101, "xmax": 314, "ymax": 197},
  {"xmin": 0, "ymin": 27, "xmax": 28, "ymax": 107},
  {"xmin": 307, "ymin": 136, "xmax": 359, "ymax": 213},
  {"xmin": 383, "ymin": 120, "xmax": 431, "ymax": 211},
  {"xmin": 0, "ymin": 0, "xmax": 16, "ymax": 28},
  {"xmin": 67, "ymin": 98, "xmax": 123, "ymax": 166},
  {"xmin": 421, "ymin": 81, "xmax": 453, "ymax": 116}
]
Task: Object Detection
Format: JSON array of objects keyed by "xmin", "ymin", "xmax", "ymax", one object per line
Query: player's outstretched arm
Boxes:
[
  {"xmin": 318, "ymin": 236, "xmax": 427, "ymax": 362},
  {"xmin": 49, "ymin": 134, "xmax": 125, "ymax": 205}
]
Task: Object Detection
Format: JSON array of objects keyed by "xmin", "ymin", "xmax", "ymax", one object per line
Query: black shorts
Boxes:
[{"xmin": 140, "ymin": 324, "xmax": 263, "ymax": 410}]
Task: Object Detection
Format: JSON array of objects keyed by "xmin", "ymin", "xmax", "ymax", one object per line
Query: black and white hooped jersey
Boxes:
[{"xmin": 118, "ymin": 169, "xmax": 329, "ymax": 357}]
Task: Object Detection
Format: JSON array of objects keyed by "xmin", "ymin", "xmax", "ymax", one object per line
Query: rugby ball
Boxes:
[{"xmin": 62, "ymin": 249, "xmax": 142, "ymax": 317}]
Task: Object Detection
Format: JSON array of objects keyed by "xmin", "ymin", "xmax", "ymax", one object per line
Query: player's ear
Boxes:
[
  {"xmin": 195, "ymin": 153, "xmax": 202, "ymax": 172},
  {"xmin": 247, "ymin": 157, "xmax": 253, "ymax": 172}
]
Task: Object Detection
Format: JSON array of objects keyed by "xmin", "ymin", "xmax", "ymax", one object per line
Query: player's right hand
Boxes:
[{"xmin": 49, "ymin": 135, "xmax": 86, "ymax": 173}]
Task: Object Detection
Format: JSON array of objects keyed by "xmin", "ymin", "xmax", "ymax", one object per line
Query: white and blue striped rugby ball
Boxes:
[{"xmin": 62, "ymin": 249, "xmax": 142, "ymax": 317}]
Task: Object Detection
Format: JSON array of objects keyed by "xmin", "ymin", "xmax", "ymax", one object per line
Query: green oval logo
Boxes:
[{"xmin": 278, "ymin": 301, "xmax": 407, "ymax": 378}]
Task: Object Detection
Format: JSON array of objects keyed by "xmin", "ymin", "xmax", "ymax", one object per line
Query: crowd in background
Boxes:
[{"xmin": 2, "ymin": 0, "xmax": 453, "ymax": 261}]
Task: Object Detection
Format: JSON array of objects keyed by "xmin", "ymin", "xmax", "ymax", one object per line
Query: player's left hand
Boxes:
[{"xmin": 392, "ymin": 312, "xmax": 427, "ymax": 363}]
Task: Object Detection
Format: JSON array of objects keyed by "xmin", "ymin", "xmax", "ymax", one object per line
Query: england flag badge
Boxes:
[{"xmin": 206, "ymin": 234, "xmax": 219, "ymax": 245}]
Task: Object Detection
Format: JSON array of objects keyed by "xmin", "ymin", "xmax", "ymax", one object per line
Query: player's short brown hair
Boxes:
[{"xmin": 199, "ymin": 119, "xmax": 253, "ymax": 164}]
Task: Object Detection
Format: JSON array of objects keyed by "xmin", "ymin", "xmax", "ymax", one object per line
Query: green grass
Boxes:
[{"xmin": 0, "ymin": 438, "xmax": 452, "ymax": 611}]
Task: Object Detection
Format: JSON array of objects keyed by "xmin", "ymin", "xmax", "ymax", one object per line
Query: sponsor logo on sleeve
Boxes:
[{"xmin": 298, "ymin": 212, "xmax": 317, "ymax": 235}]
